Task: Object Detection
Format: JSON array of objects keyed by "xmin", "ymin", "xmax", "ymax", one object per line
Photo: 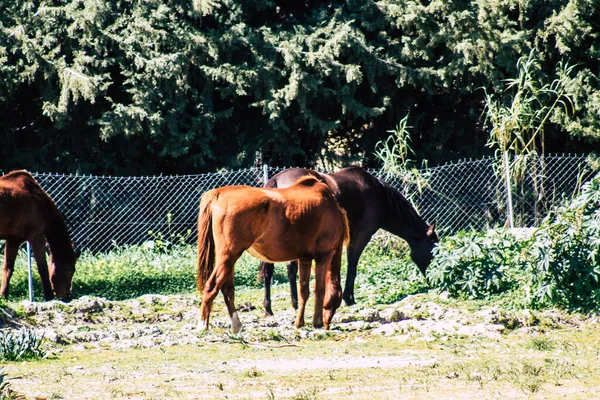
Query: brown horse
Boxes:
[
  {"xmin": 0, "ymin": 170, "xmax": 78, "ymax": 301},
  {"xmin": 196, "ymin": 176, "xmax": 349, "ymax": 333},
  {"xmin": 260, "ymin": 166, "xmax": 438, "ymax": 315}
]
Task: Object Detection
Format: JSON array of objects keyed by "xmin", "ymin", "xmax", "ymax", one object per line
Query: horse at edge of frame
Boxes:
[{"xmin": 0, "ymin": 170, "xmax": 78, "ymax": 302}]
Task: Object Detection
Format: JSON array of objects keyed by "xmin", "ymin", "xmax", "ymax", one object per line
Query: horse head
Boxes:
[
  {"xmin": 409, "ymin": 223, "xmax": 438, "ymax": 276},
  {"xmin": 49, "ymin": 247, "xmax": 79, "ymax": 302}
]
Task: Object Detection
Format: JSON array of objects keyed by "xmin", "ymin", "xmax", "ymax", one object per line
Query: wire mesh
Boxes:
[{"xmin": 1, "ymin": 154, "xmax": 593, "ymax": 253}]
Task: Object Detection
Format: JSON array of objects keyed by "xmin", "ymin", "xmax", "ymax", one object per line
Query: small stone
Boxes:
[
  {"xmin": 379, "ymin": 308, "xmax": 404, "ymax": 323},
  {"xmin": 360, "ymin": 308, "xmax": 380, "ymax": 322}
]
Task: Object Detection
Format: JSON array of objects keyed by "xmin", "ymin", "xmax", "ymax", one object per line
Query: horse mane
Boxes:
[
  {"xmin": 45, "ymin": 209, "xmax": 77, "ymax": 263},
  {"xmin": 380, "ymin": 181, "xmax": 430, "ymax": 235},
  {"xmin": 8, "ymin": 171, "xmax": 77, "ymax": 263},
  {"xmin": 294, "ymin": 175, "xmax": 321, "ymax": 187}
]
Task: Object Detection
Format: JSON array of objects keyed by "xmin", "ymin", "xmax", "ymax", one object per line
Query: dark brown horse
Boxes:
[
  {"xmin": 0, "ymin": 170, "xmax": 78, "ymax": 301},
  {"xmin": 197, "ymin": 176, "xmax": 349, "ymax": 332},
  {"xmin": 260, "ymin": 166, "xmax": 437, "ymax": 315}
]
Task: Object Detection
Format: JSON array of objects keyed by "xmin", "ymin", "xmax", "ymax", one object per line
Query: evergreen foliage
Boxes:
[{"xmin": 1, "ymin": 0, "xmax": 599, "ymax": 174}]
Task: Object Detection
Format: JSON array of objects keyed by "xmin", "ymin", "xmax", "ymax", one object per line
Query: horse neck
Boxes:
[
  {"xmin": 379, "ymin": 184, "xmax": 429, "ymax": 240},
  {"xmin": 45, "ymin": 209, "xmax": 76, "ymax": 263}
]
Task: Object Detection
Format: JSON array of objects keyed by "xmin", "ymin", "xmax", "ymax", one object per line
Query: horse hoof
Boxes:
[
  {"xmin": 264, "ymin": 307, "xmax": 274, "ymax": 317},
  {"xmin": 313, "ymin": 318, "xmax": 324, "ymax": 329},
  {"xmin": 231, "ymin": 312, "xmax": 242, "ymax": 334},
  {"xmin": 197, "ymin": 320, "xmax": 208, "ymax": 331}
]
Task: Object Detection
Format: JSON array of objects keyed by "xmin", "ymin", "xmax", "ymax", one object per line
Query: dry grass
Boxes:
[{"xmin": 3, "ymin": 287, "xmax": 600, "ymax": 399}]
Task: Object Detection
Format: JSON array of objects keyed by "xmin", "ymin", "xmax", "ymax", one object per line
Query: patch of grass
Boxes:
[
  {"xmin": 528, "ymin": 334, "xmax": 555, "ymax": 351},
  {"xmin": 354, "ymin": 237, "xmax": 428, "ymax": 305},
  {"xmin": 1, "ymin": 367, "xmax": 25, "ymax": 400},
  {"xmin": 243, "ymin": 367, "xmax": 262, "ymax": 378},
  {"xmin": 6, "ymin": 240, "xmax": 291, "ymax": 301},
  {"xmin": 292, "ymin": 387, "xmax": 322, "ymax": 400},
  {"xmin": 507, "ymin": 359, "xmax": 546, "ymax": 394}
]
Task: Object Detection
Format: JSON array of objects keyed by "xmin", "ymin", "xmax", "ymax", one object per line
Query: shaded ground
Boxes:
[{"xmin": 3, "ymin": 288, "xmax": 600, "ymax": 399}]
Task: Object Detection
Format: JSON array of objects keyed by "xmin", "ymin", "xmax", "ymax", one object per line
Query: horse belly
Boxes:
[{"xmin": 247, "ymin": 242, "xmax": 312, "ymax": 263}]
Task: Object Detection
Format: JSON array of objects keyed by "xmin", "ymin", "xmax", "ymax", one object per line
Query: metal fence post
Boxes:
[
  {"xmin": 263, "ymin": 163, "xmax": 269, "ymax": 186},
  {"xmin": 503, "ymin": 151, "xmax": 515, "ymax": 229},
  {"xmin": 27, "ymin": 242, "xmax": 34, "ymax": 302}
]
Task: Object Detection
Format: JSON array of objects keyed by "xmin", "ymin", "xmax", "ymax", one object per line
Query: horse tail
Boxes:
[
  {"xmin": 197, "ymin": 190, "xmax": 216, "ymax": 291},
  {"xmin": 339, "ymin": 207, "xmax": 350, "ymax": 248}
]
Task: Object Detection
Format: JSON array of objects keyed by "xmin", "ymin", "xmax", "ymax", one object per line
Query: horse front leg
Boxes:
[
  {"xmin": 343, "ymin": 235, "xmax": 371, "ymax": 306},
  {"xmin": 294, "ymin": 260, "xmax": 312, "ymax": 328},
  {"xmin": 261, "ymin": 261, "xmax": 275, "ymax": 316},
  {"xmin": 0, "ymin": 239, "xmax": 22, "ymax": 299},
  {"xmin": 30, "ymin": 235, "xmax": 53, "ymax": 301}
]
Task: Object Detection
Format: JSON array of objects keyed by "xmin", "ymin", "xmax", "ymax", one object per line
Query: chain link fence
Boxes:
[
  {"xmin": 373, "ymin": 154, "xmax": 595, "ymax": 235},
  {"xmin": 3, "ymin": 154, "xmax": 595, "ymax": 253}
]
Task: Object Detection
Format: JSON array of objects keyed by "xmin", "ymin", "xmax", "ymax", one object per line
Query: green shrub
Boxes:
[
  {"xmin": 427, "ymin": 229, "xmax": 530, "ymax": 300},
  {"xmin": 428, "ymin": 172, "xmax": 600, "ymax": 311},
  {"xmin": 526, "ymin": 173, "xmax": 600, "ymax": 310},
  {"xmin": 0, "ymin": 367, "xmax": 25, "ymax": 400}
]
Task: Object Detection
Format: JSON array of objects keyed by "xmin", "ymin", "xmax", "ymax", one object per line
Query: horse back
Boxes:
[
  {"xmin": 265, "ymin": 166, "xmax": 385, "ymax": 236},
  {"xmin": 272, "ymin": 177, "xmax": 347, "ymax": 248},
  {"xmin": 0, "ymin": 170, "xmax": 56, "ymax": 239},
  {"xmin": 208, "ymin": 179, "xmax": 345, "ymax": 262},
  {"xmin": 265, "ymin": 168, "xmax": 325, "ymax": 189}
]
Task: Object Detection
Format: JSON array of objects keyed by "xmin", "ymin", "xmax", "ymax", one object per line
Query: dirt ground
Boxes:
[{"xmin": 3, "ymin": 288, "xmax": 600, "ymax": 399}]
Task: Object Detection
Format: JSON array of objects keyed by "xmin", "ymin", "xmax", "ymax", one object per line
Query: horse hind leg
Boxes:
[
  {"xmin": 199, "ymin": 256, "xmax": 237, "ymax": 331},
  {"xmin": 323, "ymin": 249, "xmax": 343, "ymax": 330},
  {"xmin": 295, "ymin": 259, "xmax": 312, "ymax": 329},
  {"xmin": 0, "ymin": 239, "xmax": 22, "ymax": 299},
  {"xmin": 313, "ymin": 254, "xmax": 332, "ymax": 329},
  {"xmin": 221, "ymin": 273, "xmax": 242, "ymax": 334},
  {"xmin": 261, "ymin": 261, "xmax": 275, "ymax": 317}
]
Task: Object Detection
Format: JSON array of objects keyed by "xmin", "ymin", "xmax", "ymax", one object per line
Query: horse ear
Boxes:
[
  {"xmin": 427, "ymin": 221, "xmax": 437, "ymax": 237},
  {"xmin": 72, "ymin": 243, "xmax": 81, "ymax": 258}
]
